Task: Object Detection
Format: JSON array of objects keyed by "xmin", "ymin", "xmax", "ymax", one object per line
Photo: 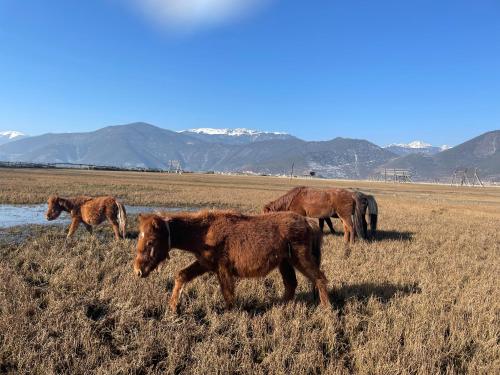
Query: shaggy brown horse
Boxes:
[
  {"xmin": 133, "ymin": 210, "xmax": 330, "ymax": 311},
  {"xmin": 46, "ymin": 195, "xmax": 127, "ymax": 239},
  {"xmin": 263, "ymin": 187, "xmax": 378, "ymax": 243}
]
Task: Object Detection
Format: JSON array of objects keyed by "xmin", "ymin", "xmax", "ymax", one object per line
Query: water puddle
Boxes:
[{"xmin": 0, "ymin": 204, "xmax": 196, "ymax": 228}]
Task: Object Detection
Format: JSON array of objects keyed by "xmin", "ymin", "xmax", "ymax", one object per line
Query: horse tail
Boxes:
[
  {"xmin": 305, "ymin": 217, "xmax": 323, "ymax": 301},
  {"xmin": 306, "ymin": 217, "xmax": 323, "ymax": 267},
  {"xmin": 116, "ymin": 200, "xmax": 127, "ymax": 239},
  {"xmin": 353, "ymin": 192, "xmax": 368, "ymax": 240},
  {"xmin": 366, "ymin": 195, "xmax": 378, "ymax": 238}
]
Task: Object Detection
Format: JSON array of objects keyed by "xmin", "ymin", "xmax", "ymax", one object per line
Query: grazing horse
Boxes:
[
  {"xmin": 46, "ymin": 195, "xmax": 127, "ymax": 240},
  {"xmin": 263, "ymin": 187, "xmax": 378, "ymax": 243},
  {"xmin": 317, "ymin": 190, "xmax": 378, "ymax": 239},
  {"xmin": 133, "ymin": 210, "xmax": 330, "ymax": 311}
]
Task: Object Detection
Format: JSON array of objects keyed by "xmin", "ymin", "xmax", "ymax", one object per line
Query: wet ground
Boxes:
[{"xmin": 0, "ymin": 204, "xmax": 196, "ymax": 228}]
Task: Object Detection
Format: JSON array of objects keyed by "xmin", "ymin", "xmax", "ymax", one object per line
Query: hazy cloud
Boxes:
[{"xmin": 132, "ymin": 0, "xmax": 270, "ymax": 32}]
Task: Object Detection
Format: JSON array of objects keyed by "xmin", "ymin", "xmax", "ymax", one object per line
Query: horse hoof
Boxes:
[{"xmin": 169, "ymin": 303, "xmax": 179, "ymax": 314}]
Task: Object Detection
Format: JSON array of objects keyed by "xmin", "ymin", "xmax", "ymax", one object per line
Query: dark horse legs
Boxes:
[
  {"xmin": 325, "ymin": 218, "xmax": 335, "ymax": 234},
  {"xmin": 293, "ymin": 260, "xmax": 330, "ymax": 307},
  {"xmin": 279, "ymin": 260, "xmax": 298, "ymax": 301},
  {"xmin": 217, "ymin": 265, "xmax": 236, "ymax": 309},
  {"xmin": 291, "ymin": 244, "xmax": 331, "ymax": 307},
  {"xmin": 319, "ymin": 218, "xmax": 336, "ymax": 235}
]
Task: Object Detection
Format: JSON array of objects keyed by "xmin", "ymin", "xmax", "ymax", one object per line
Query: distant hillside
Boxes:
[
  {"xmin": 1, "ymin": 123, "xmax": 497, "ymax": 181},
  {"xmin": 381, "ymin": 130, "xmax": 500, "ymax": 181},
  {"xmin": 0, "ymin": 123, "xmax": 204, "ymax": 169},
  {"xmin": 0, "ymin": 123, "xmax": 395, "ymax": 178}
]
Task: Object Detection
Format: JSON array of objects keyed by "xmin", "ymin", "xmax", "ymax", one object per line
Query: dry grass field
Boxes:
[{"xmin": 0, "ymin": 168, "xmax": 499, "ymax": 374}]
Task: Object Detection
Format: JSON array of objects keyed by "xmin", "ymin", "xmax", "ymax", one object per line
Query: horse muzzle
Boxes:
[
  {"xmin": 134, "ymin": 266, "xmax": 150, "ymax": 278},
  {"xmin": 135, "ymin": 268, "xmax": 144, "ymax": 278}
]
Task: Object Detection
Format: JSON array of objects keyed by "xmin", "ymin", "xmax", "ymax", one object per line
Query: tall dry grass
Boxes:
[{"xmin": 0, "ymin": 168, "xmax": 499, "ymax": 374}]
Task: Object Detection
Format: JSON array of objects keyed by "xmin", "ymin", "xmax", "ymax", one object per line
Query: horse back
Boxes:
[
  {"xmin": 210, "ymin": 212, "xmax": 311, "ymax": 278},
  {"xmin": 327, "ymin": 189, "xmax": 355, "ymax": 214},
  {"xmin": 80, "ymin": 196, "xmax": 118, "ymax": 225},
  {"xmin": 290, "ymin": 188, "xmax": 335, "ymax": 218}
]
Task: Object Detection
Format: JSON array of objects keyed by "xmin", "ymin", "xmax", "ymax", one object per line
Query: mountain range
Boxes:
[
  {"xmin": 0, "ymin": 131, "xmax": 27, "ymax": 145},
  {"xmin": 384, "ymin": 141, "xmax": 451, "ymax": 156},
  {"xmin": 178, "ymin": 128, "xmax": 295, "ymax": 145},
  {"xmin": 382, "ymin": 131, "xmax": 500, "ymax": 181},
  {"xmin": 0, "ymin": 123, "xmax": 498, "ymax": 181}
]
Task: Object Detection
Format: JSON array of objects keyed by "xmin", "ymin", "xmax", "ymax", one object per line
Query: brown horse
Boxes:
[
  {"xmin": 263, "ymin": 187, "xmax": 378, "ymax": 243},
  {"xmin": 318, "ymin": 190, "xmax": 378, "ymax": 239},
  {"xmin": 46, "ymin": 195, "xmax": 127, "ymax": 240},
  {"xmin": 133, "ymin": 210, "xmax": 330, "ymax": 311}
]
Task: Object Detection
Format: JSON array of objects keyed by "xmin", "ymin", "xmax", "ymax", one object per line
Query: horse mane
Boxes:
[
  {"xmin": 53, "ymin": 196, "xmax": 74, "ymax": 211},
  {"xmin": 59, "ymin": 196, "xmax": 94, "ymax": 211},
  {"xmin": 264, "ymin": 186, "xmax": 306, "ymax": 212}
]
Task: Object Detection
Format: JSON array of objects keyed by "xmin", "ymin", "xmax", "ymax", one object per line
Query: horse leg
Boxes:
[
  {"xmin": 217, "ymin": 265, "xmax": 236, "ymax": 309},
  {"xmin": 108, "ymin": 218, "xmax": 121, "ymax": 240},
  {"xmin": 169, "ymin": 261, "xmax": 208, "ymax": 312},
  {"xmin": 347, "ymin": 216, "xmax": 356, "ymax": 245},
  {"xmin": 325, "ymin": 217, "xmax": 336, "ymax": 235},
  {"xmin": 340, "ymin": 215, "xmax": 355, "ymax": 244},
  {"xmin": 319, "ymin": 218, "xmax": 325, "ymax": 233},
  {"xmin": 83, "ymin": 223, "xmax": 93, "ymax": 235},
  {"xmin": 341, "ymin": 221, "xmax": 349, "ymax": 244},
  {"xmin": 362, "ymin": 215, "xmax": 368, "ymax": 239},
  {"xmin": 278, "ymin": 260, "xmax": 297, "ymax": 302},
  {"xmin": 293, "ymin": 254, "xmax": 330, "ymax": 307},
  {"xmin": 67, "ymin": 217, "xmax": 80, "ymax": 238}
]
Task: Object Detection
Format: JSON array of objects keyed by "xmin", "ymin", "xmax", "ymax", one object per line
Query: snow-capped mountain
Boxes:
[
  {"xmin": 1, "ymin": 123, "xmax": 498, "ymax": 181},
  {"xmin": 183, "ymin": 128, "xmax": 287, "ymax": 136},
  {"xmin": 389, "ymin": 140, "xmax": 432, "ymax": 149},
  {"xmin": 384, "ymin": 140, "xmax": 451, "ymax": 156},
  {"xmin": 179, "ymin": 127, "xmax": 295, "ymax": 145},
  {"xmin": 0, "ymin": 122, "xmax": 394, "ymax": 179},
  {"xmin": 0, "ymin": 131, "xmax": 28, "ymax": 145}
]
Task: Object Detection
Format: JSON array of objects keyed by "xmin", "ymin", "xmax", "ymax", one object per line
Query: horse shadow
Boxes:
[
  {"xmin": 239, "ymin": 282, "xmax": 421, "ymax": 317},
  {"xmin": 321, "ymin": 229, "xmax": 414, "ymax": 242},
  {"xmin": 287, "ymin": 282, "xmax": 421, "ymax": 313},
  {"xmin": 126, "ymin": 230, "xmax": 139, "ymax": 239},
  {"xmin": 321, "ymin": 230, "xmax": 343, "ymax": 237},
  {"xmin": 328, "ymin": 282, "xmax": 421, "ymax": 309},
  {"xmin": 369, "ymin": 230, "xmax": 414, "ymax": 242}
]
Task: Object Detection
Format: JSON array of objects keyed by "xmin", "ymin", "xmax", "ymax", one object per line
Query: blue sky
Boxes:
[{"xmin": 0, "ymin": 0, "xmax": 499, "ymax": 146}]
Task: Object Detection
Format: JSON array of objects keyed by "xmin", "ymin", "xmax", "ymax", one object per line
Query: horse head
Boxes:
[
  {"xmin": 46, "ymin": 195, "xmax": 63, "ymax": 221},
  {"xmin": 134, "ymin": 214, "xmax": 171, "ymax": 278}
]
